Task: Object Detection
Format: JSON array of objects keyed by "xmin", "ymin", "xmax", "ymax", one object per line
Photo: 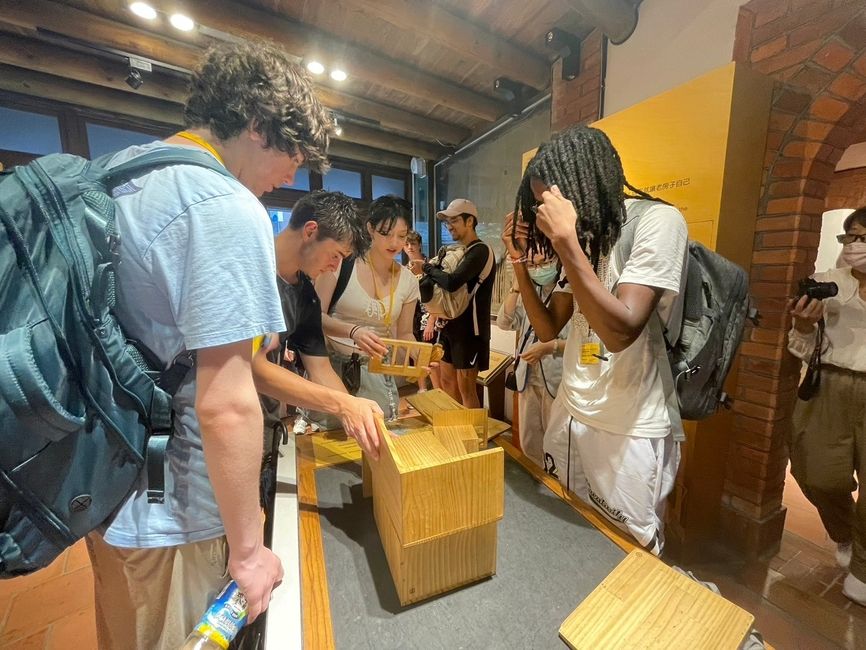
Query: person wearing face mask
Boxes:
[
  {"xmin": 787, "ymin": 207, "xmax": 866, "ymax": 606},
  {"xmin": 496, "ymin": 247, "xmax": 568, "ymax": 468}
]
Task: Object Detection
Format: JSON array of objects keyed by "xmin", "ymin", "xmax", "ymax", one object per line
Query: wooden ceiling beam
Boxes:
[
  {"xmin": 0, "ymin": 34, "xmax": 445, "ymax": 160},
  {"xmin": 0, "ymin": 0, "xmax": 472, "ymax": 145},
  {"xmin": 178, "ymin": 0, "xmax": 505, "ymax": 122},
  {"xmin": 328, "ymin": 141, "xmax": 412, "ymax": 170},
  {"xmin": 0, "ymin": 0, "xmax": 203, "ymax": 69},
  {"xmin": 0, "ymin": 33, "xmax": 189, "ymax": 105},
  {"xmin": 339, "ymin": 123, "xmax": 447, "ymax": 161},
  {"xmin": 314, "ymin": 86, "xmax": 469, "ymax": 147},
  {"xmin": 338, "ymin": 0, "xmax": 549, "ymax": 88},
  {"xmin": 0, "ymin": 65, "xmax": 411, "ymax": 170},
  {"xmin": 0, "ymin": 63, "xmax": 182, "ymax": 126}
]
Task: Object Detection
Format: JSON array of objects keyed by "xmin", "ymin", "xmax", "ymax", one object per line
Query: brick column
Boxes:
[
  {"xmin": 551, "ymin": 30, "xmax": 604, "ymax": 131},
  {"xmin": 721, "ymin": 0, "xmax": 866, "ymax": 557}
]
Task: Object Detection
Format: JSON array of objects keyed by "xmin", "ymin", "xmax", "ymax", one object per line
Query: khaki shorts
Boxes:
[{"xmin": 86, "ymin": 532, "xmax": 228, "ymax": 650}]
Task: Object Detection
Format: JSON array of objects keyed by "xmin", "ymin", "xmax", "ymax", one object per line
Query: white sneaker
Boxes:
[
  {"xmin": 836, "ymin": 542, "xmax": 853, "ymax": 569},
  {"xmin": 292, "ymin": 417, "xmax": 309, "ymax": 435},
  {"xmin": 843, "ymin": 572, "xmax": 866, "ymax": 606}
]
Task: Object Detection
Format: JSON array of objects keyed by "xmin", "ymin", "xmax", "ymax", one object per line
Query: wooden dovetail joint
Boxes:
[{"xmin": 367, "ymin": 338, "xmax": 444, "ymax": 380}]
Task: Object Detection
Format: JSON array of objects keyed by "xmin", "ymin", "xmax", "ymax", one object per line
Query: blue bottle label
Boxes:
[{"xmin": 194, "ymin": 581, "xmax": 248, "ymax": 648}]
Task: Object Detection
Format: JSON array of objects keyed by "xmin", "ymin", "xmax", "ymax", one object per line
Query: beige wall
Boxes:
[{"xmin": 603, "ymin": 0, "xmax": 744, "ymax": 116}]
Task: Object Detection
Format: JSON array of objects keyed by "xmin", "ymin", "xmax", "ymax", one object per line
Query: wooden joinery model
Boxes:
[
  {"xmin": 368, "ymin": 417, "xmax": 504, "ymax": 605},
  {"xmin": 367, "ymin": 338, "xmax": 444, "ymax": 379}
]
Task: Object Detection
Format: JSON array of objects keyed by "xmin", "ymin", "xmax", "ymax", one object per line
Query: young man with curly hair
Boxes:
[{"xmin": 84, "ymin": 41, "xmax": 372, "ymax": 649}]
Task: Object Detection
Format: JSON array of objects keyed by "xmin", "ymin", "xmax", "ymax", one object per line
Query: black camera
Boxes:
[{"xmin": 797, "ymin": 277, "xmax": 838, "ymax": 301}]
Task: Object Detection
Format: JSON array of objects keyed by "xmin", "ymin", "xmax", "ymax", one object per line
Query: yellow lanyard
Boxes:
[
  {"xmin": 174, "ymin": 131, "xmax": 225, "ymax": 166},
  {"xmin": 369, "ymin": 258, "xmax": 398, "ymax": 329}
]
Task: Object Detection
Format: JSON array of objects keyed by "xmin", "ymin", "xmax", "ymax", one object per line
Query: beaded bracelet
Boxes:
[{"xmin": 507, "ymin": 255, "xmax": 527, "ymax": 265}]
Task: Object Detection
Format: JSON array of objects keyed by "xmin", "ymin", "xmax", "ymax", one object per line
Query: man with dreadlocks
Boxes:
[{"xmin": 503, "ymin": 125, "xmax": 688, "ymax": 554}]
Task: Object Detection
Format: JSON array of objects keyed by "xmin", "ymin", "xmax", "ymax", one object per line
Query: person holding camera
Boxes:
[
  {"xmin": 787, "ymin": 207, "xmax": 866, "ymax": 605},
  {"xmin": 497, "ymin": 237, "xmax": 568, "ymax": 468}
]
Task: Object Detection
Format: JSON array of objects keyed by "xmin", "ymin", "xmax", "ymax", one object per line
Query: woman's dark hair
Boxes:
[
  {"xmin": 368, "ymin": 195, "xmax": 413, "ymax": 235},
  {"xmin": 843, "ymin": 207, "xmax": 866, "ymax": 232},
  {"xmin": 288, "ymin": 190, "xmax": 369, "ymax": 256},
  {"xmin": 514, "ymin": 125, "xmax": 660, "ymax": 265},
  {"xmin": 184, "ymin": 40, "xmax": 333, "ymax": 173}
]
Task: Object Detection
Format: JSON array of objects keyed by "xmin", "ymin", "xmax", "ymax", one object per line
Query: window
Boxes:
[
  {"xmin": 322, "ymin": 167, "xmax": 362, "ymax": 198},
  {"xmin": 268, "ymin": 208, "xmax": 292, "ymax": 236},
  {"xmin": 86, "ymin": 122, "xmax": 158, "ymax": 158},
  {"xmin": 281, "ymin": 167, "xmax": 310, "ymax": 191},
  {"xmin": 0, "ymin": 106, "xmax": 62, "ymax": 155},
  {"xmin": 372, "ymin": 174, "xmax": 405, "ymax": 199}
]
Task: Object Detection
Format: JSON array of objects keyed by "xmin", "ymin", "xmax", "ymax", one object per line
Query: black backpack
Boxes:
[
  {"xmin": 615, "ymin": 200, "xmax": 758, "ymax": 440},
  {"xmin": 0, "ymin": 148, "xmax": 232, "ymax": 577}
]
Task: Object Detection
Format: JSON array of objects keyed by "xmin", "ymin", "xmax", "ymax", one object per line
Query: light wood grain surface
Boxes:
[{"xmin": 559, "ymin": 550, "xmax": 755, "ymax": 650}]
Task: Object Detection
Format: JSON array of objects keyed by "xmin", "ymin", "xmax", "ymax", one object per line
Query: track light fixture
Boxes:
[
  {"xmin": 493, "ymin": 77, "xmax": 534, "ymax": 116},
  {"xmin": 125, "ymin": 56, "xmax": 151, "ymax": 90}
]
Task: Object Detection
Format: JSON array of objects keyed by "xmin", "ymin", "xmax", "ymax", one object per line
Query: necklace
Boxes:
[
  {"xmin": 175, "ymin": 131, "xmax": 225, "ymax": 165},
  {"xmin": 367, "ymin": 256, "xmax": 398, "ymax": 334}
]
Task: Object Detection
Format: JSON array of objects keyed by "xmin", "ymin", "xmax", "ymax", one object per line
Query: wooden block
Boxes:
[
  {"xmin": 432, "ymin": 425, "xmax": 472, "ymax": 457},
  {"xmin": 559, "ymin": 550, "xmax": 755, "ymax": 650},
  {"xmin": 367, "ymin": 338, "xmax": 443, "ymax": 379},
  {"xmin": 432, "ymin": 408, "xmax": 489, "ymax": 446},
  {"xmin": 368, "ymin": 418, "xmax": 504, "ymax": 606},
  {"xmin": 406, "ymin": 388, "xmax": 463, "ymax": 420},
  {"xmin": 435, "ymin": 424, "xmax": 479, "ymax": 454}
]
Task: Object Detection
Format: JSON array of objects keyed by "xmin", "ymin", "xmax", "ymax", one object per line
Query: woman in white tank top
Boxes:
[{"xmin": 312, "ymin": 195, "xmax": 420, "ymax": 423}]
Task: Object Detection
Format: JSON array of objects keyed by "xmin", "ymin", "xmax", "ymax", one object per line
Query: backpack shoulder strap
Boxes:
[
  {"xmin": 99, "ymin": 148, "xmax": 235, "ymax": 187},
  {"xmin": 614, "ymin": 200, "xmax": 686, "ymax": 442},
  {"xmin": 328, "ymin": 256, "xmax": 355, "ymax": 314}
]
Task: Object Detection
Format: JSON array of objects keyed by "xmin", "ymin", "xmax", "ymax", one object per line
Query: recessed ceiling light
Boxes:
[
  {"xmin": 129, "ymin": 2, "xmax": 157, "ymax": 20},
  {"xmin": 306, "ymin": 60, "xmax": 325, "ymax": 75},
  {"xmin": 330, "ymin": 69, "xmax": 347, "ymax": 82},
  {"xmin": 169, "ymin": 13, "xmax": 195, "ymax": 31}
]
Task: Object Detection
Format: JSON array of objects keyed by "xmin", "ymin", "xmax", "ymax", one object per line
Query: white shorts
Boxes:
[{"xmin": 542, "ymin": 394, "xmax": 680, "ymax": 554}]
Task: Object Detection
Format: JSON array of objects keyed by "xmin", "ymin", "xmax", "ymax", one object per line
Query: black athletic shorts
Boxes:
[{"xmin": 440, "ymin": 319, "xmax": 489, "ymax": 371}]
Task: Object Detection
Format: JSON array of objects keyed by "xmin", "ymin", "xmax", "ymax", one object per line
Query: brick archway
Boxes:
[{"xmin": 720, "ymin": 0, "xmax": 866, "ymax": 556}]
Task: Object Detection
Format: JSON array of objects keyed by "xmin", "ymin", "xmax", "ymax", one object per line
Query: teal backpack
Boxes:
[{"xmin": 0, "ymin": 149, "xmax": 231, "ymax": 577}]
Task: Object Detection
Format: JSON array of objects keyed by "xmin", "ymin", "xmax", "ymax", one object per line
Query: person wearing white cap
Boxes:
[{"xmin": 420, "ymin": 198, "xmax": 494, "ymax": 407}]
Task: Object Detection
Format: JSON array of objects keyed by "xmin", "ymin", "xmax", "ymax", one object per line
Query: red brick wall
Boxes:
[
  {"xmin": 721, "ymin": 0, "xmax": 866, "ymax": 556},
  {"xmin": 826, "ymin": 166, "xmax": 866, "ymax": 209},
  {"xmin": 551, "ymin": 30, "xmax": 604, "ymax": 131}
]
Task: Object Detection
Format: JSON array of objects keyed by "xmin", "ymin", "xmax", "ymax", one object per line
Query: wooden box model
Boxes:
[{"xmin": 368, "ymin": 418, "xmax": 504, "ymax": 605}]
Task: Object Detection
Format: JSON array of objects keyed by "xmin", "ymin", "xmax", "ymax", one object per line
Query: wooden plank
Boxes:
[
  {"xmin": 559, "ymin": 550, "xmax": 754, "ymax": 650},
  {"xmin": 296, "ymin": 435, "xmax": 336, "ymax": 650},
  {"xmin": 399, "ymin": 521, "xmax": 498, "ymax": 605},
  {"xmin": 406, "ymin": 388, "xmax": 464, "ymax": 420},
  {"xmin": 399, "ymin": 448, "xmax": 504, "ymax": 545}
]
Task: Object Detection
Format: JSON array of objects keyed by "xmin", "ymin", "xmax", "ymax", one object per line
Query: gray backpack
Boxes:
[{"xmin": 615, "ymin": 200, "xmax": 756, "ymax": 440}]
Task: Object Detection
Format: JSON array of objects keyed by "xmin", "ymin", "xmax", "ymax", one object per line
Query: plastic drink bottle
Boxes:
[{"xmin": 182, "ymin": 581, "xmax": 248, "ymax": 650}]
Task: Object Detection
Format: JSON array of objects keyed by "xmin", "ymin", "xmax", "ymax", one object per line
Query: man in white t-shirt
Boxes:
[{"xmin": 504, "ymin": 125, "xmax": 688, "ymax": 554}]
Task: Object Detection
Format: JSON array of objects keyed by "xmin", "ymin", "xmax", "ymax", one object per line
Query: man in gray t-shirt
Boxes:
[{"xmin": 85, "ymin": 42, "xmax": 347, "ymax": 650}]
